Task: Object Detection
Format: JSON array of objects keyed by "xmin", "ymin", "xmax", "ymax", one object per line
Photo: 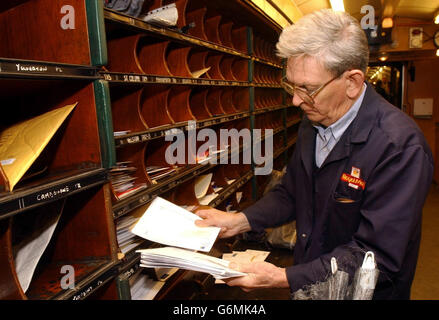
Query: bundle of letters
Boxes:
[{"xmin": 110, "ymin": 162, "xmax": 147, "ymax": 200}]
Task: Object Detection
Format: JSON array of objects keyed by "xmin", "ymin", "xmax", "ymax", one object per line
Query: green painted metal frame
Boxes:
[{"xmin": 86, "ymin": 0, "xmax": 108, "ymax": 66}]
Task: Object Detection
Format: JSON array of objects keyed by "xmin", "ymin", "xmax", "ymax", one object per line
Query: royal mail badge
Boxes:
[{"xmin": 341, "ymin": 167, "xmax": 365, "ymax": 190}]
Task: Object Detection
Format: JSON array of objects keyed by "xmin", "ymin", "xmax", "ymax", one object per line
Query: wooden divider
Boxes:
[
  {"xmin": 0, "ymin": 0, "xmax": 91, "ymax": 65},
  {"xmin": 187, "ymin": 49, "xmax": 209, "ymax": 78},
  {"xmin": 189, "ymin": 88, "xmax": 212, "ymax": 120},
  {"xmin": 171, "ymin": 179, "xmax": 199, "ymax": 206},
  {"xmin": 137, "ymin": 36, "xmax": 172, "ymax": 76},
  {"xmin": 211, "ymin": 166, "xmax": 229, "ymax": 188},
  {"xmin": 140, "ymin": 85, "xmax": 174, "ymax": 128},
  {"xmin": 219, "ymin": 56, "xmax": 236, "ymax": 81},
  {"xmin": 253, "ymin": 64, "xmax": 263, "ymax": 83},
  {"xmin": 219, "ymin": 20, "xmax": 234, "ymax": 49},
  {"xmin": 232, "ymin": 88, "xmax": 250, "ymax": 112},
  {"xmin": 166, "ymin": 43, "xmax": 193, "ymax": 78},
  {"xmin": 231, "ymin": 58, "xmax": 249, "ymax": 82},
  {"xmin": 111, "ymin": 87, "xmax": 147, "ymax": 133},
  {"xmin": 106, "ymin": 35, "xmax": 143, "ymax": 73},
  {"xmin": 185, "ymin": 7, "xmax": 208, "ymax": 40},
  {"xmin": 206, "ymin": 88, "xmax": 226, "ymax": 116},
  {"xmin": 205, "ymin": 52, "xmax": 225, "ymax": 80},
  {"xmin": 220, "ymin": 89, "xmax": 238, "ymax": 114},
  {"xmin": 167, "ymin": 86, "xmax": 196, "ymax": 123},
  {"xmin": 204, "ymin": 13, "xmax": 222, "ymax": 45},
  {"xmin": 255, "ymin": 88, "xmax": 282, "ymax": 108},
  {"xmin": 231, "ymin": 26, "xmax": 248, "ymax": 54}
]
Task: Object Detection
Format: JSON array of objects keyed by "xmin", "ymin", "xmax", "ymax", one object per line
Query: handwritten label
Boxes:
[
  {"xmin": 36, "ymin": 186, "xmax": 70, "ymax": 201},
  {"xmin": 127, "ymin": 136, "xmax": 140, "ymax": 143},
  {"xmin": 15, "ymin": 64, "xmax": 48, "ymax": 73},
  {"xmin": 156, "ymin": 77, "xmax": 171, "ymax": 83}
]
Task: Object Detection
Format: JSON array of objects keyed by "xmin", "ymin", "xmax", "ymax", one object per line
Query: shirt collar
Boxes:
[{"xmin": 314, "ymin": 83, "xmax": 367, "ymax": 141}]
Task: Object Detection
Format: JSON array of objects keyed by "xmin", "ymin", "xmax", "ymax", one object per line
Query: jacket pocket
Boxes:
[{"xmin": 325, "ymin": 193, "xmax": 362, "ymax": 250}]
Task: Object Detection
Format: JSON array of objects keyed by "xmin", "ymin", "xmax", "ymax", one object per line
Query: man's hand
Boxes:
[
  {"xmin": 194, "ymin": 207, "xmax": 251, "ymax": 238},
  {"xmin": 224, "ymin": 261, "xmax": 289, "ymax": 292}
]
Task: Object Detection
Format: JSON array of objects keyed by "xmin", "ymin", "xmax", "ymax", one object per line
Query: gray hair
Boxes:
[{"xmin": 276, "ymin": 9, "xmax": 369, "ymax": 75}]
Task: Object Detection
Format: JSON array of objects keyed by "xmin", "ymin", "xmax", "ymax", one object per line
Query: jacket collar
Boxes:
[{"xmin": 299, "ymin": 82, "xmax": 379, "ymax": 175}]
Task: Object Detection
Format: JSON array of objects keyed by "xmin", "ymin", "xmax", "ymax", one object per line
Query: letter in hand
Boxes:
[
  {"xmin": 194, "ymin": 206, "xmax": 251, "ymax": 239},
  {"xmin": 223, "ymin": 261, "xmax": 289, "ymax": 292}
]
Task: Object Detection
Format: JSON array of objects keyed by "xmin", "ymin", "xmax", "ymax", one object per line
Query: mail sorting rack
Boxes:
[
  {"xmin": 0, "ymin": 0, "xmax": 123, "ymax": 300},
  {"xmin": 113, "ymin": 164, "xmax": 254, "ymax": 300},
  {"xmin": 101, "ymin": 0, "xmax": 298, "ymax": 300}
]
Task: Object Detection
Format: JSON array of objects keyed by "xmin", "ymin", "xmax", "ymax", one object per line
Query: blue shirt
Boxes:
[{"xmin": 314, "ymin": 83, "xmax": 366, "ymax": 167}]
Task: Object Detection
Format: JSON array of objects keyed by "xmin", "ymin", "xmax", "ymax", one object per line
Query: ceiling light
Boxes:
[
  {"xmin": 435, "ymin": 11, "xmax": 439, "ymax": 24},
  {"xmin": 382, "ymin": 17, "xmax": 393, "ymax": 29},
  {"xmin": 330, "ymin": 0, "xmax": 345, "ymax": 12}
]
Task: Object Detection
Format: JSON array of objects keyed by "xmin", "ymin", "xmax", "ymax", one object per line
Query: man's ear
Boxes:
[{"xmin": 345, "ymin": 69, "xmax": 365, "ymax": 99}]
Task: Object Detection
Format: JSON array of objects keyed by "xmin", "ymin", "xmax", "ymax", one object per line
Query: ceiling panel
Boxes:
[
  {"xmin": 289, "ymin": 0, "xmax": 438, "ymax": 20},
  {"xmin": 395, "ymin": 0, "xmax": 439, "ymax": 19},
  {"xmin": 294, "ymin": 0, "xmax": 330, "ymax": 15}
]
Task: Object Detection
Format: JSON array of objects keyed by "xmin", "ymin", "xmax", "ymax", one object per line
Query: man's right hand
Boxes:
[{"xmin": 194, "ymin": 207, "xmax": 251, "ymax": 238}]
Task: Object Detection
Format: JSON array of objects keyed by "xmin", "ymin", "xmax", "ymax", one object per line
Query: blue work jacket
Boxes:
[{"xmin": 243, "ymin": 83, "xmax": 434, "ymax": 299}]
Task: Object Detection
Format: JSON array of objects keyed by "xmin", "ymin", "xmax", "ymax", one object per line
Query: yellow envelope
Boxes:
[{"xmin": 0, "ymin": 103, "xmax": 78, "ymax": 191}]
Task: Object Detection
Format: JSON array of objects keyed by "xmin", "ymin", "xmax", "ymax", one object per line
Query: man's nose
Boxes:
[{"xmin": 292, "ymin": 93, "xmax": 304, "ymax": 107}]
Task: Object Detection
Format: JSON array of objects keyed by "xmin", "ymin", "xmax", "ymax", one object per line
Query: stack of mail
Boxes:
[
  {"xmin": 132, "ymin": 196, "xmax": 248, "ymax": 279},
  {"xmin": 137, "ymin": 246, "xmax": 246, "ymax": 280}
]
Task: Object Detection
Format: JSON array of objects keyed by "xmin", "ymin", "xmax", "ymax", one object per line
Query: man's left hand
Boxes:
[{"xmin": 224, "ymin": 261, "xmax": 289, "ymax": 292}]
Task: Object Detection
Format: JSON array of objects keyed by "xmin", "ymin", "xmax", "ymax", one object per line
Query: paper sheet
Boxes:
[
  {"xmin": 191, "ymin": 67, "xmax": 211, "ymax": 79},
  {"xmin": 131, "ymin": 197, "xmax": 220, "ymax": 252},
  {"xmin": 137, "ymin": 246, "xmax": 247, "ymax": 279},
  {"xmin": 0, "ymin": 103, "xmax": 77, "ymax": 191},
  {"xmin": 130, "ymin": 273, "xmax": 165, "ymax": 300},
  {"xmin": 215, "ymin": 249, "xmax": 270, "ymax": 284},
  {"xmin": 199, "ymin": 193, "xmax": 219, "ymax": 206},
  {"xmin": 142, "ymin": 3, "xmax": 178, "ymax": 26},
  {"xmin": 195, "ymin": 173, "xmax": 213, "ymax": 199},
  {"xmin": 13, "ymin": 200, "xmax": 64, "ymax": 292}
]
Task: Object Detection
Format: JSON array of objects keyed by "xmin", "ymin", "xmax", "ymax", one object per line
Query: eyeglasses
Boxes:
[{"xmin": 281, "ymin": 74, "xmax": 341, "ymax": 106}]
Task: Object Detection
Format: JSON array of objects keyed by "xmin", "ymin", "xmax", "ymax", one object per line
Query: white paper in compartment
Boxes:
[
  {"xmin": 195, "ymin": 173, "xmax": 213, "ymax": 199},
  {"xmin": 13, "ymin": 200, "xmax": 64, "ymax": 292}
]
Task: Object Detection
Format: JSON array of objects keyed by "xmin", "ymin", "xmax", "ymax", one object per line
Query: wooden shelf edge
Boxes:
[
  {"xmin": 114, "ymin": 112, "xmax": 251, "ymax": 146},
  {"xmin": 0, "ymin": 168, "xmax": 108, "ymax": 221},
  {"xmin": 103, "ymin": 9, "xmax": 251, "ymax": 60},
  {"xmin": 0, "ymin": 58, "xmax": 99, "ymax": 80},
  {"xmin": 101, "ymin": 71, "xmax": 251, "ymax": 87},
  {"xmin": 112, "ymin": 144, "xmax": 246, "ymax": 219},
  {"xmin": 54, "ymin": 260, "xmax": 119, "ymax": 300}
]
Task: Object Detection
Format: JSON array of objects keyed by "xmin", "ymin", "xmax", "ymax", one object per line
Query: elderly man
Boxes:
[{"xmin": 195, "ymin": 9, "xmax": 433, "ymax": 299}]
